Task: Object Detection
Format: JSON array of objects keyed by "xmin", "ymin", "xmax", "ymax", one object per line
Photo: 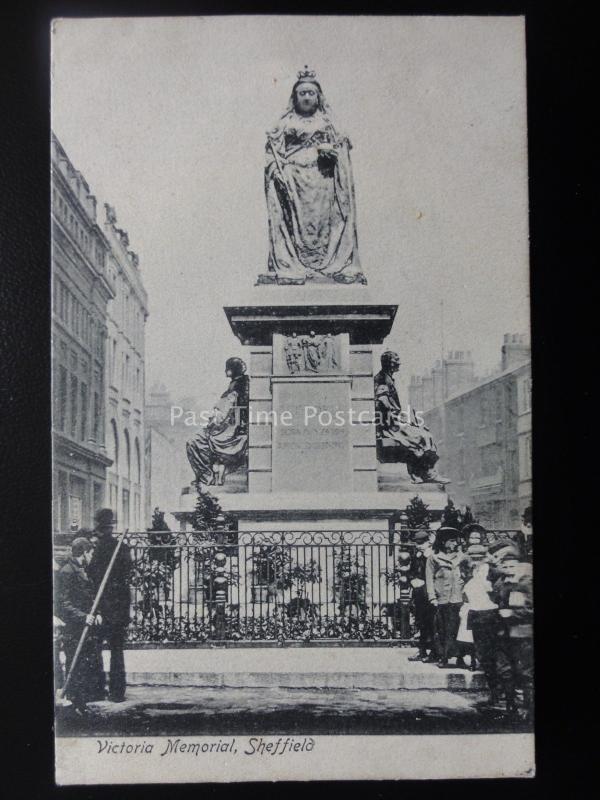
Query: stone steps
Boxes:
[{"xmin": 105, "ymin": 647, "xmax": 487, "ymax": 691}]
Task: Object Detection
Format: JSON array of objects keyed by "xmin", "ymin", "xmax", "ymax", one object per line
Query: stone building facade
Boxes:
[
  {"xmin": 51, "ymin": 134, "xmax": 114, "ymax": 531},
  {"xmin": 409, "ymin": 335, "xmax": 531, "ymax": 526},
  {"xmin": 52, "ymin": 133, "xmax": 149, "ymax": 532},
  {"xmin": 145, "ymin": 383, "xmax": 200, "ymax": 529},
  {"xmin": 103, "ymin": 205, "xmax": 149, "ymax": 531}
]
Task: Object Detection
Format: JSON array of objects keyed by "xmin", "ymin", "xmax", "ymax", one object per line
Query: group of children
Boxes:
[{"xmin": 409, "ymin": 523, "xmax": 533, "ymax": 720}]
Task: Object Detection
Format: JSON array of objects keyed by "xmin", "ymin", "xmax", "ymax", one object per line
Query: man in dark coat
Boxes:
[
  {"xmin": 408, "ymin": 529, "xmax": 437, "ymax": 662},
  {"xmin": 87, "ymin": 509, "xmax": 131, "ymax": 702},
  {"xmin": 55, "ymin": 537, "xmax": 105, "ymax": 712},
  {"xmin": 513, "ymin": 506, "xmax": 533, "ymax": 563}
]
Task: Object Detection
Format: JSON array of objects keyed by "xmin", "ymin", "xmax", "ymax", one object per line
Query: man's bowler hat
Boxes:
[{"xmin": 94, "ymin": 508, "xmax": 116, "ymax": 528}]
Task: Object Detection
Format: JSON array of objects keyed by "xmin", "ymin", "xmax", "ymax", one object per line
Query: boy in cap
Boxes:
[
  {"xmin": 55, "ymin": 537, "xmax": 105, "ymax": 713},
  {"xmin": 426, "ymin": 527, "xmax": 468, "ymax": 667},
  {"xmin": 408, "ymin": 529, "xmax": 437, "ymax": 662},
  {"xmin": 87, "ymin": 509, "xmax": 131, "ymax": 702}
]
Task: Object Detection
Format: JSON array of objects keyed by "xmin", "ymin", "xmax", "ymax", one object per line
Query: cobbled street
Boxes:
[{"xmin": 56, "ymin": 685, "xmax": 533, "ymax": 737}]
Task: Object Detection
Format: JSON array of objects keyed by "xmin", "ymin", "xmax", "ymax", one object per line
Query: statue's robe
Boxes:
[
  {"xmin": 374, "ymin": 370, "xmax": 439, "ymax": 482},
  {"xmin": 186, "ymin": 375, "xmax": 249, "ymax": 484},
  {"xmin": 265, "ymin": 110, "xmax": 364, "ymax": 284}
]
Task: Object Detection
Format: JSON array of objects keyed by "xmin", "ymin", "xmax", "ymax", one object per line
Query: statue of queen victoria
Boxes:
[{"xmin": 260, "ymin": 67, "xmax": 366, "ymax": 285}]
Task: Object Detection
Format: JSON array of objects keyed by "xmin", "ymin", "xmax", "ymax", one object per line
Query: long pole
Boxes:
[
  {"xmin": 440, "ymin": 300, "xmax": 447, "ymax": 462},
  {"xmin": 58, "ymin": 530, "xmax": 128, "ymax": 700}
]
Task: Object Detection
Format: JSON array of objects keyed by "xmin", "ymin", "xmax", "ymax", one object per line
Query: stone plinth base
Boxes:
[{"xmin": 174, "ymin": 488, "xmax": 447, "ymax": 532}]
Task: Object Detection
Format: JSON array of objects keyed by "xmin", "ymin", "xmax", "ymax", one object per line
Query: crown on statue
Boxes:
[{"xmin": 297, "ymin": 65, "xmax": 318, "ymax": 82}]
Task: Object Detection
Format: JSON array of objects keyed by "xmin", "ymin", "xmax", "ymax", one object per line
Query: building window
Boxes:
[
  {"xmin": 93, "ymin": 483, "xmax": 104, "ymax": 518},
  {"xmin": 122, "ymin": 489, "xmax": 130, "ymax": 530},
  {"xmin": 108, "ymin": 419, "xmax": 119, "ymax": 470},
  {"xmin": 509, "ymin": 449, "xmax": 519, "ymax": 492},
  {"xmin": 68, "ymin": 494, "xmax": 82, "ymax": 531},
  {"xmin": 134, "ymin": 492, "xmax": 140, "ymax": 529},
  {"xmin": 521, "ymin": 433, "xmax": 532, "ymax": 479},
  {"xmin": 480, "ymin": 443, "xmax": 499, "ymax": 477},
  {"xmin": 70, "ymin": 374, "xmax": 78, "ymax": 438},
  {"xmin": 57, "ymin": 365, "xmax": 67, "ymax": 431},
  {"xmin": 109, "ymin": 483, "xmax": 118, "ymax": 519},
  {"xmin": 75, "ymin": 298, "xmax": 81, "ymax": 338},
  {"xmin": 111, "ymin": 339, "xmax": 117, "ymax": 383},
  {"xmin": 479, "ymin": 393, "xmax": 488, "ymax": 426},
  {"xmin": 135, "ymin": 438, "xmax": 141, "ymax": 484},
  {"xmin": 495, "ymin": 385, "xmax": 503, "ymax": 421},
  {"xmin": 520, "ymin": 378, "xmax": 532, "ymax": 413},
  {"xmin": 93, "ymin": 391, "xmax": 101, "ymax": 443},
  {"xmin": 124, "ymin": 430, "xmax": 131, "ymax": 480},
  {"xmin": 80, "ymin": 382, "xmax": 88, "ymax": 441}
]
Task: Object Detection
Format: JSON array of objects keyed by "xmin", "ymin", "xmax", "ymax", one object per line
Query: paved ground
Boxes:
[{"xmin": 55, "ymin": 685, "xmax": 532, "ymax": 737}]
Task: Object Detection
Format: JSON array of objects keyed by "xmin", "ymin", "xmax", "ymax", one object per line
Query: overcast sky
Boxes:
[{"xmin": 52, "ymin": 15, "xmax": 529, "ymax": 411}]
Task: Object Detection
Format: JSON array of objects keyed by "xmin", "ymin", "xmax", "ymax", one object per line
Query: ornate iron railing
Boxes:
[{"xmin": 119, "ymin": 528, "xmax": 520, "ymax": 646}]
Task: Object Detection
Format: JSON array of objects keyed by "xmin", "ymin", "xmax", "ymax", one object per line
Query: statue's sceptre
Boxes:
[{"xmin": 266, "ymin": 135, "xmax": 291, "ymax": 194}]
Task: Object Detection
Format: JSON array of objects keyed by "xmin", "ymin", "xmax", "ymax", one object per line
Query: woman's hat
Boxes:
[
  {"xmin": 412, "ymin": 530, "xmax": 430, "ymax": 544},
  {"xmin": 488, "ymin": 541, "xmax": 520, "ymax": 562},
  {"xmin": 463, "ymin": 523, "xmax": 486, "ymax": 537},
  {"xmin": 434, "ymin": 527, "xmax": 461, "ymax": 548}
]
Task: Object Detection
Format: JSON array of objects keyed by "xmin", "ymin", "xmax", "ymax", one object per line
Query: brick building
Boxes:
[{"xmin": 409, "ymin": 335, "xmax": 531, "ymax": 526}]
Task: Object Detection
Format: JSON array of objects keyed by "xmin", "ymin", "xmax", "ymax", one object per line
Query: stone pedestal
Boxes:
[
  {"xmin": 224, "ymin": 300, "xmax": 396, "ymax": 497},
  {"xmin": 175, "ymin": 289, "xmax": 447, "ymax": 530},
  {"xmin": 196, "ymin": 292, "xmax": 448, "ymax": 530}
]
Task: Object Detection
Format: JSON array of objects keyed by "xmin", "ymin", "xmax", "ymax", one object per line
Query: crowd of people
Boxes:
[
  {"xmin": 408, "ymin": 514, "xmax": 533, "ymax": 720},
  {"xmin": 54, "ymin": 504, "xmax": 533, "ymax": 722},
  {"xmin": 54, "ymin": 508, "xmax": 131, "ymax": 715}
]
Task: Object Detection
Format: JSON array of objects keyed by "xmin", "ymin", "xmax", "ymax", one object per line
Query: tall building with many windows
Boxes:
[
  {"xmin": 52, "ymin": 133, "xmax": 149, "ymax": 532},
  {"xmin": 103, "ymin": 204, "xmax": 149, "ymax": 531},
  {"xmin": 409, "ymin": 335, "xmax": 531, "ymax": 526},
  {"xmin": 51, "ymin": 134, "xmax": 114, "ymax": 531}
]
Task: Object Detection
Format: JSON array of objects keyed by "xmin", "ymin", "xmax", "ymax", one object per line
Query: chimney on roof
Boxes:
[{"xmin": 501, "ymin": 333, "xmax": 530, "ymax": 371}]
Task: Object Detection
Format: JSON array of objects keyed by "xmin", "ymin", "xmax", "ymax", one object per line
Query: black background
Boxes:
[{"xmin": 0, "ymin": 2, "xmax": 591, "ymax": 798}]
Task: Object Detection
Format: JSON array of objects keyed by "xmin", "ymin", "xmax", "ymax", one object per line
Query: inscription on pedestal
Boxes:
[{"xmin": 271, "ymin": 380, "xmax": 353, "ymax": 493}]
